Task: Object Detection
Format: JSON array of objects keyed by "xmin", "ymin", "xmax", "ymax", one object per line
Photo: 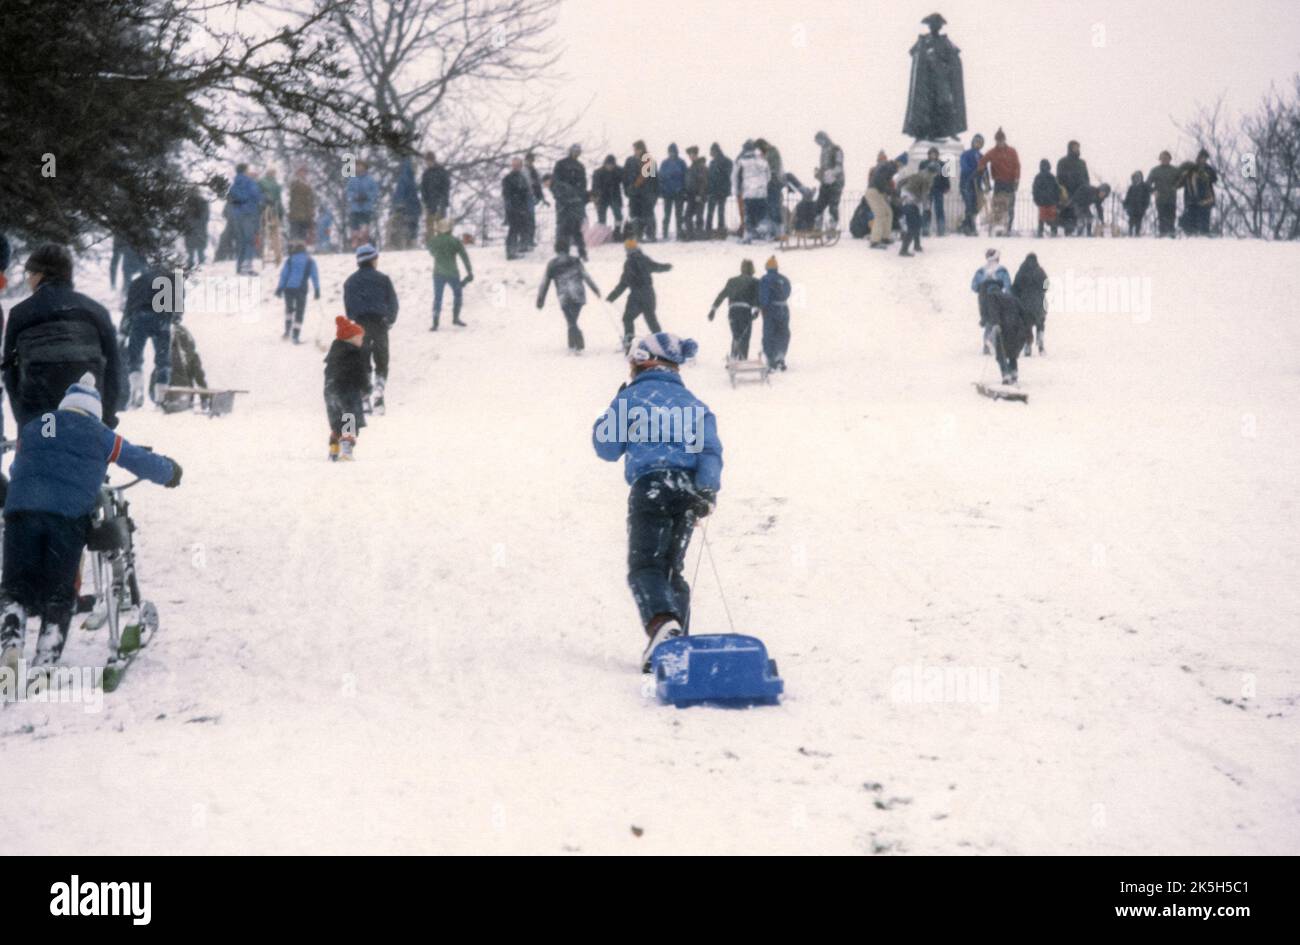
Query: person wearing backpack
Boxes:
[{"xmin": 2, "ymin": 243, "xmax": 124, "ymax": 431}]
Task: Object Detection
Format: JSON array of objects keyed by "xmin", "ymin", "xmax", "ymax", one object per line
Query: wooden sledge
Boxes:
[
  {"xmin": 156, "ymin": 386, "xmax": 249, "ymax": 417},
  {"xmin": 726, "ymin": 358, "xmax": 770, "ymax": 388},
  {"xmin": 974, "ymin": 381, "xmax": 1028, "ymax": 403},
  {"xmin": 778, "ymin": 228, "xmax": 841, "ymax": 250}
]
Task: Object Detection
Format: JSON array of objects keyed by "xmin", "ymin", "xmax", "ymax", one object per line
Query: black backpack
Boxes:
[
  {"xmin": 14, "ymin": 317, "xmax": 107, "ymax": 418},
  {"xmin": 849, "ymin": 197, "xmax": 872, "ymax": 239}
]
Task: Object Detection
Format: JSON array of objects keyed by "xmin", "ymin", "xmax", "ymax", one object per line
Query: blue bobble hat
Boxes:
[{"xmin": 629, "ymin": 332, "xmax": 698, "ymax": 365}]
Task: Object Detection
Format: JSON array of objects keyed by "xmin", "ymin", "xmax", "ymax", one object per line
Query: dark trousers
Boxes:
[
  {"xmin": 761, "ymin": 303, "xmax": 790, "ymax": 366},
  {"xmin": 993, "ymin": 323, "xmax": 1026, "ymax": 381},
  {"xmin": 1127, "ymin": 212, "xmax": 1145, "ymax": 236},
  {"xmin": 682, "ymin": 196, "xmax": 704, "ymax": 237},
  {"xmin": 126, "ymin": 310, "xmax": 173, "ymax": 396},
  {"xmin": 925, "ymin": 189, "xmax": 947, "ymax": 235},
  {"xmin": 506, "ymin": 217, "xmax": 529, "ymax": 258},
  {"xmin": 283, "ymin": 286, "xmax": 308, "ymax": 335},
  {"xmin": 1156, "ymin": 200, "xmax": 1176, "ymax": 237},
  {"xmin": 706, "ymin": 195, "xmax": 728, "ymax": 232},
  {"xmin": 325, "ymin": 389, "xmax": 366, "ymax": 439},
  {"xmin": 960, "ymin": 180, "xmax": 978, "ymax": 232},
  {"xmin": 626, "ymin": 470, "xmax": 699, "ymax": 630},
  {"xmin": 900, "ymin": 203, "xmax": 923, "ymax": 253},
  {"xmin": 661, "ymin": 194, "xmax": 684, "ymax": 237},
  {"xmin": 1, "ymin": 511, "xmax": 89, "ymax": 643},
  {"xmin": 596, "ymin": 199, "xmax": 623, "ymax": 228},
  {"xmin": 1186, "ymin": 202, "xmax": 1212, "ymax": 235},
  {"xmin": 813, "ymin": 183, "xmax": 843, "ymax": 226},
  {"xmin": 556, "ymin": 213, "xmax": 587, "ymax": 259},
  {"xmin": 621, "ymin": 290, "xmax": 661, "ymax": 350},
  {"xmin": 742, "ymin": 198, "xmax": 767, "ymax": 239},
  {"xmin": 359, "ymin": 321, "xmax": 390, "ymax": 381},
  {"xmin": 728, "ymin": 304, "xmax": 755, "ymax": 360},
  {"xmin": 629, "ymin": 192, "xmax": 656, "ymax": 240},
  {"xmin": 234, "ymin": 214, "xmax": 259, "ymax": 272},
  {"xmin": 561, "ymin": 301, "xmax": 585, "ymax": 351}
]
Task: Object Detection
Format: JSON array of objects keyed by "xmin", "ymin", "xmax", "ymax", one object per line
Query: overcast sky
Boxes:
[{"xmin": 553, "ymin": 0, "xmax": 1300, "ymax": 188}]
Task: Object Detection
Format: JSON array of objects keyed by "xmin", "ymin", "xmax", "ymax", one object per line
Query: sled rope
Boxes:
[{"xmin": 697, "ymin": 520, "xmax": 737, "ymax": 635}]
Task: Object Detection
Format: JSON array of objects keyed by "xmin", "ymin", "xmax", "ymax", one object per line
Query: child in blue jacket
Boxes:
[
  {"xmin": 1, "ymin": 374, "xmax": 180, "ymax": 671},
  {"xmin": 274, "ymin": 242, "xmax": 321, "ymax": 343},
  {"xmin": 592, "ymin": 333, "xmax": 723, "ymax": 671},
  {"xmin": 971, "ymin": 248, "xmax": 1012, "ymax": 353}
]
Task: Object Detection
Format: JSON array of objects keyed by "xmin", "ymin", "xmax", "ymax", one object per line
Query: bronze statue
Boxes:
[{"xmin": 903, "ymin": 13, "xmax": 967, "ymax": 141}]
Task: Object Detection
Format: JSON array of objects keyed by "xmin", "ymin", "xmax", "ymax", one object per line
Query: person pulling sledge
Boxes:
[
  {"xmin": 759, "ymin": 256, "xmax": 792, "ymax": 370},
  {"xmin": 592, "ymin": 333, "xmax": 723, "ymax": 672},
  {"xmin": 971, "ymin": 248, "xmax": 1011, "ymax": 354},
  {"xmin": 707, "ymin": 259, "xmax": 760, "ymax": 360},
  {"xmin": 323, "ymin": 317, "xmax": 370, "ymax": 462}
]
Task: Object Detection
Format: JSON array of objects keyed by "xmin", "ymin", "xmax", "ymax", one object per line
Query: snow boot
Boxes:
[
  {"xmin": 32, "ymin": 616, "xmax": 70, "ymax": 669},
  {"xmin": 641, "ymin": 614, "xmax": 685, "ymax": 673},
  {"xmin": 1, "ymin": 605, "xmax": 24, "ymax": 678},
  {"xmin": 1037, "ymin": 331, "xmax": 1045, "ymax": 355},
  {"xmin": 338, "ymin": 435, "xmax": 356, "ymax": 461},
  {"xmin": 329, "ymin": 436, "xmax": 340, "ymax": 462},
  {"xmin": 282, "ymin": 322, "xmax": 292, "ymax": 340},
  {"xmin": 128, "ymin": 371, "xmax": 145, "ymax": 409},
  {"xmin": 372, "ymin": 377, "xmax": 386, "ymax": 416}
]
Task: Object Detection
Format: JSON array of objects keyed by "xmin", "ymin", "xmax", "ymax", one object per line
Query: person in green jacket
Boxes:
[
  {"xmin": 426, "ymin": 219, "xmax": 473, "ymax": 330},
  {"xmin": 707, "ymin": 259, "xmax": 760, "ymax": 360}
]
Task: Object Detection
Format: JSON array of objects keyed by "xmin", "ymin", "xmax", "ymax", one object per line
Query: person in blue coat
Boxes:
[
  {"xmin": 226, "ymin": 163, "xmax": 265, "ymax": 275},
  {"xmin": 958, "ymin": 134, "xmax": 986, "ymax": 236},
  {"xmin": 274, "ymin": 242, "xmax": 321, "ymax": 343},
  {"xmin": 0, "ymin": 373, "xmax": 180, "ymax": 672},
  {"xmin": 759, "ymin": 256, "xmax": 792, "ymax": 370},
  {"xmin": 658, "ymin": 144, "xmax": 687, "ymax": 240},
  {"xmin": 971, "ymin": 248, "xmax": 1012, "ymax": 353},
  {"xmin": 345, "ymin": 161, "xmax": 381, "ymax": 248},
  {"xmin": 592, "ymin": 332, "xmax": 723, "ymax": 671},
  {"xmin": 392, "ymin": 158, "xmax": 422, "ymax": 249}
]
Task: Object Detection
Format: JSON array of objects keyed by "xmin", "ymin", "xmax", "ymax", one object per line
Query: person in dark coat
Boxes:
[
  {"xmin": 623, "ymin": 141, "xmax": 658, "ymax": 242},
  {"xmin": 658, "ymin": 143, "xmax": 688, "ymax": 240},
  {"xmin": 124, "ymin": 265, "xmax": 184, "ymax": 407},
  {"xmin": 1012, "ymin": 252, "xmax": 1048, "ymax": 356},
  {"xmin": 323, "ymin": 316, "xmax": 370, "ymax": 461},
  {"xmin": 1123, "ymin": 171, "xmax": 1152, "ymax": 236},
  {"xmin": 706, "ymin": 143, "xmax": 733, "ymax": 235},
  {"xmin": 918, "ymin": 146, "xmax": 948, "ymax": 236},
  {"xmin": 707, "ymin": 259, "xmax": 760, "ymax": 360},
  {"xmin": 683, "ymin": 146, "xmax": 708, "ymax": 239},
  {"xmin": 1146, "ymin": 151, "xmax": 1180, "ymax": 238},
  {"xmin": 183, "ymin": 189, "xmax": 210, "ymax": 268},
  {"xmin": 1178, "ymin": 149, "xmax": 1218, "ymax": 235},
  {"xmin": 591, "ymin": 154, "xmax": 625, "ymax": 233},
  {"xmin": 1, "ymin": 373, "xmax": 179, "ymax": 672},
  {"xmin": 502, "ymin": 157, "xmax": 533, "ymax": 260},
  {"xmin": 553, "ymin": 144, "xmax": 587, "ymax": 199},
  {"xmin": 545, "ymin": 173, "xmax": 589, "ymax": 261},
  {"xmin": 420, "ymin": 150, "xmax": 451, "ymax": 233},
  {"xmin": 3, "ymin": 244, "xmax": 124, "ymax": 431},
  {"xmin": 1031, "ymin": 159, "xmax": 1061, "ymax": 237},
  {"xmin": 342, "ymin": 244, "xmax": 398, "ymax": 413},
  {"xmin": 980, "ymin": 279, "xmax": 1028, "ymax": 385},
  {"xmin": 537, "ymin": 243, "xmax": 601, "ymax": 354},
  {"xmin": 1055, "ymin": 141, "xmax": 1090, "ymax": 235},
  {"xmin": 607, "ymin": 238, "xmax": 671, "ymax": 352}
]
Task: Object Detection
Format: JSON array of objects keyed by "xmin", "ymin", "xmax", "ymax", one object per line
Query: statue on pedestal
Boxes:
[{"xmin": 903, "ymin": 13, "xmax": 967, "ymax": 142}]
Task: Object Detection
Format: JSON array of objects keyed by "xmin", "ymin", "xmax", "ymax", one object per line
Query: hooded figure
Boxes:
[
  {"xmin": 659, "ymin": 143, "xmax": 688, "ymax": 239},
  {"xmin": 903, "ymin": 13, "xmax": 967, "ymax": 141},
  {"xmin": 1012, "ymin": 253, "xmax": 1048, "ymax": 355}
]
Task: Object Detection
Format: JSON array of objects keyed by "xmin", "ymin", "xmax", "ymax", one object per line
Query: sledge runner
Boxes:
[
  {"xmin": 274, "ymin": 242, "xmax": 321, "ymax": 344},
  {"xmin": 707, "ymin": 259, "xmax": 760, "ymax": 361},
  {"xmin": 971, "ymin": 248, "xmax": 1011, "ymax": 353},
  {"xmin": 342, "ymin": 244, "xmax": 398, "ymax": 414},
  {"xmin": 323, "ymin": 317, "xmax": 369, "ymax": 461},
  {"xmin": 758, "ymin": 257, "xmax": 792, "ymax": 370},
  {"xmin": 426, "ymin": 219, "xmax": 473, "ymax": 330},
  {"xmin": 537, "ymin": 242, "xmax": 600, "ymax": 354},
  {"xmin": 591, "ymin": 333, "xmax": 723, "ymax": 672},
  {"xmin": 1, "ymin": 374, "xmax": 179, "ymax": 675},
  {"xmin": 1012, "ymin": 253, "xmax": 1049, "ymax": 356},
  {"xmin": 607, "ymin": 239, "xmax": 672, "ymax": 354}
]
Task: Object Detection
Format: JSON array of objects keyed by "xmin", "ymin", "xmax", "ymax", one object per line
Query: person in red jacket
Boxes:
[{"xmin": 977, "ymin": 128, "xmax": 1021, "ymax": 236}]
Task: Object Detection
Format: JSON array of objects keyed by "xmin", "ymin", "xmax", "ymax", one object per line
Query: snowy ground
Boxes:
[{"xmin": 2, "ymin": 231, "xmax": 1298, "ymax": 855}]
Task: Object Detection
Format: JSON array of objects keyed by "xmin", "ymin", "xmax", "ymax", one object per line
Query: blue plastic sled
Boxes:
[{"xmin": 652, "ymin": 634, "xmax": 784, "ymax": 708}]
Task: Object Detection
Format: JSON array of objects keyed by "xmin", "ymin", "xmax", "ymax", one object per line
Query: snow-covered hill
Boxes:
[{"xmin": 3, "ymin": 232, "xmax": 1298, "ymax": 854}]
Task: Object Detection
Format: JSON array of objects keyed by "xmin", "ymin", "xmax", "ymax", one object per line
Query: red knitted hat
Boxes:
[{"xmin": 335, "ymin": 316, "xmax": 365, "ymax": 340}]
